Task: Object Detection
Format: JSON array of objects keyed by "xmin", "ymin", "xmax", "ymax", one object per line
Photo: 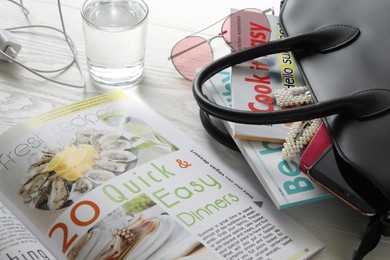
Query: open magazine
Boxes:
[
  {"xmin": 0, "ymin": 91, "xmax": 324, "ymax": 259},
  {"xmin": 204, "ymin": 69, "xmax": 331, "ymax": 209},
  {"xmin": 231, "ymin": 14, "xmax": 306, "ymax": 142}
]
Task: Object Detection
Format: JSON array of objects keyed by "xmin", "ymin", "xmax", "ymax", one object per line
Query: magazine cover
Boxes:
[
  {"xmin": 204, "ymin": 69, "xmax": 331, "ymax": 209},
  {"xmin": 231, "ymin": 14, "xmax": 306, "ymax": 142},
  {"xmin": 0, "ymin": 91, "xmax": 324, "ymax": 259}
]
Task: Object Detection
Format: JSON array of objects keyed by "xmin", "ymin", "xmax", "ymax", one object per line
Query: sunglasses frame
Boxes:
[
  {"xmin": 169, "ymin": 35, "xmax": 224, "ymax": 80},
  {"xmin": 169, "ymin": 7, "xmax": 274, "ymax": 81}
]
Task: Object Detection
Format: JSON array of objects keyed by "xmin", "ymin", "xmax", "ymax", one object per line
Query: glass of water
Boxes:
[{"xmin": 81, "ymin": 0, "xmax": 148, "ymax": 88}]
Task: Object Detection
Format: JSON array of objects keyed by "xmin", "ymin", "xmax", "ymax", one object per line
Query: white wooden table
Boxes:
[{"xmin": 0, "ymin": 0, "xmax": 389, "ymax": 259}]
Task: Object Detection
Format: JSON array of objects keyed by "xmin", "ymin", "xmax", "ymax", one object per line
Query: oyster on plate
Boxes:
[{"xmin": 17, "ymin": 128, "xmax": 138, "ymax": 211}]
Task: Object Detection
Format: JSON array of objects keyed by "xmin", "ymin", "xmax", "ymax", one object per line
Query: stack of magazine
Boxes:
[{"xmin": 203, "ymin": 14, "xmax": 331, "ymax": 209}]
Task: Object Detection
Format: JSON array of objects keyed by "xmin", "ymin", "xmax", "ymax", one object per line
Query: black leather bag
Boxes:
[{"xmin": 192, "ymin": 0, "xmax": 390, "ymax": 258}]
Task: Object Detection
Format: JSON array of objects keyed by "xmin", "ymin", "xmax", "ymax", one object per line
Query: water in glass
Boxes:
[{"xmin": 82, "ymin": 0, "xmax": 148, "ymax": 88}]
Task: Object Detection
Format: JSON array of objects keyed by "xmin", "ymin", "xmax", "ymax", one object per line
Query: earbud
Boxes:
[{"xmin": 0, "ymin": 28, "xmax": 21, "ymax": 62}]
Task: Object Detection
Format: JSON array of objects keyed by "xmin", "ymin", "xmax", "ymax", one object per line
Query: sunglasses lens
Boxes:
[
  {"xmin": 222, "ymin": 8, "xmax": 271, "ymax": 50},
  {"xmin": 170, "ymin": 36, "xmax": 213, "ymax": 81}
]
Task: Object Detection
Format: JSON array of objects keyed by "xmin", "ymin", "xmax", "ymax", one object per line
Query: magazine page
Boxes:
[
  {"xmin": 231, "ymin": 15, "xmax": 306, "ymax": 142},
  {"xmin": 204, "ymin": 69, "xmax": 331, "ymax": 209},
  {"xmin": 0, "ymin": 91, "xmax": 323, "ymax": 259},
  {"xmin": 0, "ymin": 201, "xmax": 55, "ymax": 259}
]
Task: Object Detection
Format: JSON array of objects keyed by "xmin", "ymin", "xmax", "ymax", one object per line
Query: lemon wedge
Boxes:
[{"xmin": 43, "ymin": 145, "xmax": 97, "ymax": 181}]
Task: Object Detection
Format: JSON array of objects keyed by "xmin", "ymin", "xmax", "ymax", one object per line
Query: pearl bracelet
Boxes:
[{"xmin": 273, "ymin": 86, "xmax": 321, "ymax": 161}]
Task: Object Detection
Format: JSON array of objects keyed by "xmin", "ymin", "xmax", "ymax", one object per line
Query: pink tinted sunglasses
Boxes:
[{"xmin": 169, "ymin": 8, "xmax": 273, "ymax": 81}]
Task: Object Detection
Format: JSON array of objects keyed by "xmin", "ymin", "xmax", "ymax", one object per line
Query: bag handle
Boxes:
[
  {"xmin": 193, "ymin": 24, "xmax": 390, "ymax": 124},
  {"xmin": 352, "ymin": 212, "xmax": 390, "ymax": 260}
]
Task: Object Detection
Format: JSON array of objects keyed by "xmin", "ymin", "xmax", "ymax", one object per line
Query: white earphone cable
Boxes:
[{"xmin": 1, "ymin": 0, "xmax": 85, "ymax": 88}]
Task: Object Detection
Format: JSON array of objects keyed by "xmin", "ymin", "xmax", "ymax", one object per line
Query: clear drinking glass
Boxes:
[{"xmin": 81, "ymin": 0, "xmax": 149, "ymax": 88}]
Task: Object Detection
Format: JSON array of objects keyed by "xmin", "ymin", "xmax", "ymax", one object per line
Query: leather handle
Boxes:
[{"xmin": 192, "ymin": 24, "xmax": 390, "ymax": 124}]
